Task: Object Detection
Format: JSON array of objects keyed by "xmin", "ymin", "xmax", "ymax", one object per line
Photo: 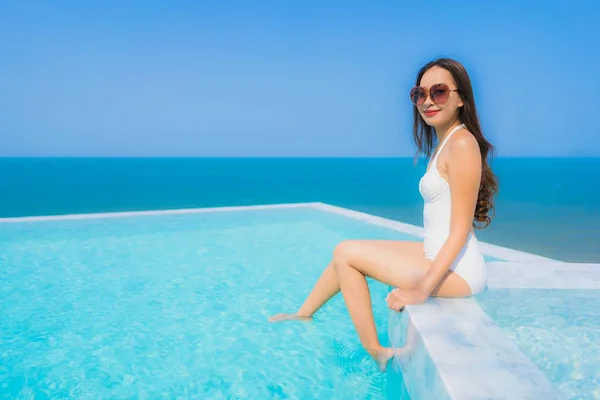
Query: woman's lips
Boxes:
[{"xmin": 423, "ymin": 109, "xmax": 440, "ymax": 117}]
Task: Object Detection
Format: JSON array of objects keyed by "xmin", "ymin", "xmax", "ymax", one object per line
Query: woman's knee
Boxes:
[{"xmin": 332, "ymin": 240, "xmax": 357, "ymax": 270}]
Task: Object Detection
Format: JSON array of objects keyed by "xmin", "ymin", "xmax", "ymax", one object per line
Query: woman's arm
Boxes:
[{"xmin": 416, "ymin": 131, "xmax": 482, "ymax": 297}]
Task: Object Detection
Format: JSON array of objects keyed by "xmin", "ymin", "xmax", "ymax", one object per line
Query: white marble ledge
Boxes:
[
  {"xmin": 0, "ymin": 202, "xmax": 319, "ymax": 223},
  {"xmin": 310, "ymin": 202, "xmax": 425, "ymax": 237},
  {"xmin": 487, "ymin": 261, "xmax": 600, "ymax": 289},
  {"xmin": 389, "ymin": 298, "xmax": 564, "ymax": 400}
]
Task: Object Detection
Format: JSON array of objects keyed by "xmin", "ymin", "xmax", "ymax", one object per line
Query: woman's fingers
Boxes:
[{"xmin": 386, "ymin": 289, "xmax": 406, "ymax": 312}]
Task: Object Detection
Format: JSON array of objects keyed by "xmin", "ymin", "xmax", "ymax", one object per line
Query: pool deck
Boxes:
[{"xmin": 2, "ymin": 202, "xmax": 598, "ymax": 399}]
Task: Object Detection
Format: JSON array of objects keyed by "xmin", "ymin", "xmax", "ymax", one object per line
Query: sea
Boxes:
[{"xmin": 1, "ymin": 157, "xmax": 598, "ymax": 263}]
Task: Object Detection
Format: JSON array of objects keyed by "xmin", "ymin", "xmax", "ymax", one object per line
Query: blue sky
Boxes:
[{"xmin": 1, "ymin": 0, "xmax": 598, "ymax": 157}]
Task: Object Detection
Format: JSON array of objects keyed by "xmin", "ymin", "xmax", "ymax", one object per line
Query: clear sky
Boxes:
[{"xmin": 1, "ymin": 0, "xmax": 598, "ymax": 157}]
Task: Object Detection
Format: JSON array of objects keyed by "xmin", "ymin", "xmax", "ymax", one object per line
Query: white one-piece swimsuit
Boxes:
[{"xmin": 418, "ymin": 124, "xmax": 487, "ymax": 294}]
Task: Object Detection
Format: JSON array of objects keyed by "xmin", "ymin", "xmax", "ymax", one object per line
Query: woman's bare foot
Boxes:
[
  {"xmin": 369, "ymin": 347, "xmax": 395, "ymax": 372},
  {"xmin": 268, "ymin": 313, "xmax": 313, "ymax": 323}
]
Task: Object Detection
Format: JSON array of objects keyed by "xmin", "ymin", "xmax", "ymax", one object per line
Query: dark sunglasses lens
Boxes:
[
  {"xmin": 410, "ymin": 87, "xmax": 426, "ymax": 105},
  {"xmin": 430, "ymin": 84, "xmax": 449, "ymax": 103}
]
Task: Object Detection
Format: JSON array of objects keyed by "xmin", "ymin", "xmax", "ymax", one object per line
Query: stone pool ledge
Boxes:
[
  {"xmin": 386, "ymin": 260, "xmax": 600, "ymax": 400},
  {"xmin": 387, "ymin": 296, "xmax": 564, "ymax": 400}
]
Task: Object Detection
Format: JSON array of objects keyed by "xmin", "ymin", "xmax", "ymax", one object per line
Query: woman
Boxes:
[{"xmin": 269, "ymin": 57, "xmax": 499, "ymax": 370}]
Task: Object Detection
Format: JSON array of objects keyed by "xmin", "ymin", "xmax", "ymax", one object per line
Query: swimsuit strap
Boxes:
[{"xmin": 428, "ymin": 124, "xmax": 465, "ymax": 171}]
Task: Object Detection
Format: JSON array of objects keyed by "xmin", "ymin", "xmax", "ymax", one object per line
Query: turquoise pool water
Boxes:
[
  {"xmin": 0, "ymin": 207, "xmax": 419, "ymax": 399},
  {"xmin": 476, "ymin": 289, "xmax": 600, "ymax": 399}
]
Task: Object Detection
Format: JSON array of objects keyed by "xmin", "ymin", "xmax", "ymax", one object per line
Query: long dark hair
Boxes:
[{"xmin": 412, "ymin": 58, "xmax": 498, "ymax": 229}]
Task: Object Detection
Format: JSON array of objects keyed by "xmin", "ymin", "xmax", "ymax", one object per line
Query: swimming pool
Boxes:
[
  {"xmin": 1, "ymin": 203, "xmax": 597, "ymax": 399},
  {"xmin": 0, "ymin": 204, "xmax": 415, "ymax": 399}
]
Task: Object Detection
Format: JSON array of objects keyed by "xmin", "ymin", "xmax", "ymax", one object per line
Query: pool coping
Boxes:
[
  {"xmin": 1, "ymin": 201, "xmax": 591, "ymax": 399},
  {"xmin": 0, "ymin": 202, "xmax": 311, "ymax": 223}
]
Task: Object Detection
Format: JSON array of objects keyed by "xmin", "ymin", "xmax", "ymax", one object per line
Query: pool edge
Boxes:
[
  {"xmin": 0, "ymin": 202, "xmax": 322, "ymax": 223},
  {"xmin": 308, "ymin": 202, "xmax": 561, "ymax": 264}
]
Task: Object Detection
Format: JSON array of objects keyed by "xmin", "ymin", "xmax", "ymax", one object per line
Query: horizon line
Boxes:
[{"xmin": 1, "ymin": 155, "xmax": 599, "ymax": 159}]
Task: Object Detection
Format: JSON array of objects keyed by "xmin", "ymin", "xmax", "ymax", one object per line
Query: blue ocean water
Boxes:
[
  {"xmin": 0, "ymin": 207, "xmax": 419, "ymax": 399},
  {"xmin": 1, "ymin": 157, "xmax": 599, "ymax": 262}
]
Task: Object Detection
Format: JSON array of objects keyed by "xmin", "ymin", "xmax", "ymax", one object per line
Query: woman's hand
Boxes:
[{"xmin": 385, "ymin": 287, "xmax": 428, "ymax": 312}]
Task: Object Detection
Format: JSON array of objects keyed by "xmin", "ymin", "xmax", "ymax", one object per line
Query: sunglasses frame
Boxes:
[{"xmin": 410, "ymin": 83, "xmax": 460, "ymax": 106}]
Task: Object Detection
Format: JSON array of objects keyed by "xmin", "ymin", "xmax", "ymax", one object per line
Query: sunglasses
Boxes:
[{"xmin": 409, "ymin": 83, "xmax": 459, "ymax": 106}]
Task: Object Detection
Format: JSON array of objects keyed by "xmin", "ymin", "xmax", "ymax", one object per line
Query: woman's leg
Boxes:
[
  {"xmin": 269, "ymin": 240, "xmax": 423, "ymax": 322},
  {"xmin": 269, "ymin": 240, "xmax": 470, "ymax": 365},
  {"xmin": 295, "ymin": 241, "xmax": 429, "ymax": 317},
  {"xmin": 267, "ymin": 261, "xmax": 338, "ymax": 322},
  {"xmin": 269, "ymin": 240, "xmax": 460, "ymax": 322},
  {"xmin": 330, "ymin": 239, "xmax": 470, "ymax": 367},
  {"xmin": 331, "ymin": 241, "xmax": 426, "ymax": 361},
  {"xmin": 296, "ymin": 261, "xmax": 338, "ymax": 317}
]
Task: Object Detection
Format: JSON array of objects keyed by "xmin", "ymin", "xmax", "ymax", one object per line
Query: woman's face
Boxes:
[{"xmin": 413, "ymin": 66, "xmax": 463, "ymax": 128}]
